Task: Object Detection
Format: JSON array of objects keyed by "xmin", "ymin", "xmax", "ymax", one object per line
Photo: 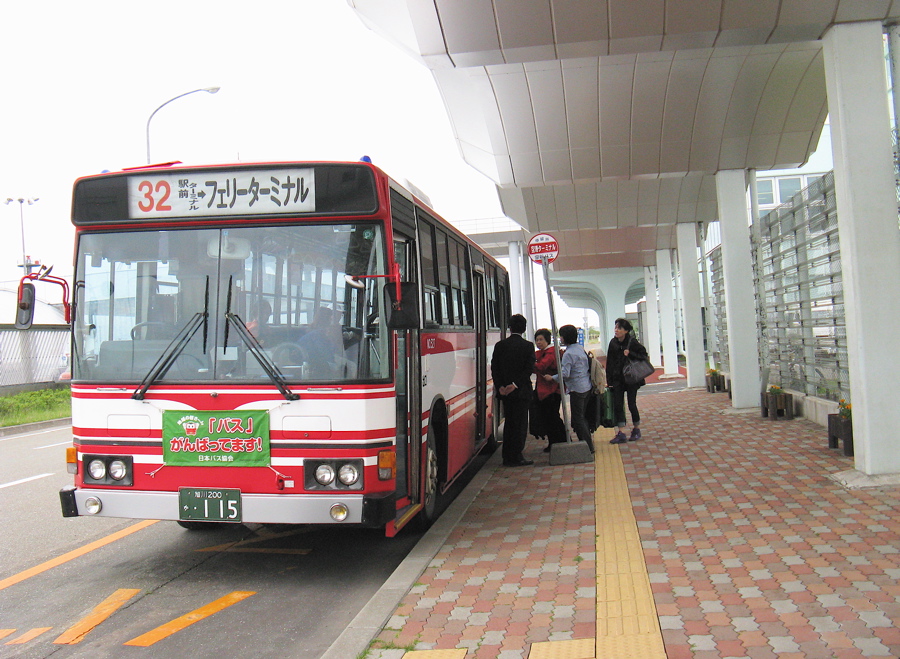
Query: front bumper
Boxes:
[{"xmin": 59, "ymin": 486, "xmax": 395, "ymax": 527}]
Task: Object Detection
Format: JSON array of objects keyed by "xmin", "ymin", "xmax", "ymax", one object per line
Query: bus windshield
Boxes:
[{"xmin": 72, "ymin": 222, "xmax": 390, "ymax": 384}]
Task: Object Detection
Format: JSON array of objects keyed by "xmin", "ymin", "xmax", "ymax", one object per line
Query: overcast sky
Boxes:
[{"xmin": 0, "ymin": 1, "xmax": 508, "ymax": 283}]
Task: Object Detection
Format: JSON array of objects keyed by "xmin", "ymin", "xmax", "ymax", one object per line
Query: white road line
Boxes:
[
  {"xmin": 0, "ymin": 427, "xmax": 69, "ymax": 443},
  {"xmin": 34, "ymin": 441, "xmax": 72, "ymax": 450},
  {"xmin": 0, "ymin": 473, "xmax": 55, "ymax": 490}
]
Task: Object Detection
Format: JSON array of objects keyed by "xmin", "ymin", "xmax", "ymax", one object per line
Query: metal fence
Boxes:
[
  {"xmin": 706, "ymin": 171, "xmax": 849, "ymax": 402},
  {"xmin": 0, "ymin": 325, "xmax": 69, "ymax": 387}
]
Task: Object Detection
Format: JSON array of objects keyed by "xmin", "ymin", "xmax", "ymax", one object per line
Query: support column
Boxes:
[
  {"xmin": 643, "ymin": 266, "xmax": 661, "ymax": 365},
  {"xmin": 605, "ymin": 294, "xmax": 627, "ymax": 343},
  {"xmin": 824, "ymin": 21, "xmax": 900, "ymax": 475},
  {"xmin": 522, "ymin": 254, "xmax": 535, "ymax": 333},
  {"xmin": 677, "ymin": 223, "xmax": 706, "ymax": 388},
  {"xmin": 507, "ymin": 241, "xmax": 524, "ymax": 316},
  {"xmin": 715, "ymin": 169, "xmax": 761, "ymax": 408},
  {"xmin": 699, "ymin": 225, "xmax": 718, "ymax": 370},
  {"xmin": 655, "ymin": 249, "xmax": 679, "ymax": 375}
]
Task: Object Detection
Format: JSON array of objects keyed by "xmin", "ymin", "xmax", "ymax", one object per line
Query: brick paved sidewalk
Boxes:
[
  {"xmin": 369, "ymin": 440, "xmax": 597, "ymax": 658},
  {"xmin": 365, "ymin": 388, "xmax": 900, "ymax": 659},
  {"xmin": 632, "ymin": 389, "xmax": 900, "ymax": 658}
]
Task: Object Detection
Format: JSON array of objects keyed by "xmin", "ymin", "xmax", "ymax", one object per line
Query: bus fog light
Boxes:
[
  {"xmin": 315, "ymin": 464, "xmax": 335, "ymax": 486},
  {"xmin": 108, "ymin": 459, "xmax": 128, "ymax": 481},
  {"xmin": 338, "ymin": 463, "xmax": 359, "ymax": 486},
  {"xmin": 330, "ymin": 503, "xmax": 349, "ymax": 521},
  {"xmin": 84, "ymin": 497, "xmax": 102, "ymax": 515},
  {"xmin": 88, "ymin": 459, "xmax": 107, "ymax": 480}
]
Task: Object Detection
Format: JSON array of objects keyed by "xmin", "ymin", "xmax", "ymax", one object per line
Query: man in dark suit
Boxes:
[{"xmin": 491, "ymin": 314, "xmax": 536, "ymax": 466}]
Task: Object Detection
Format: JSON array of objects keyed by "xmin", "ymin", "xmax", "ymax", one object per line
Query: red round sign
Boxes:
[{"xmin": 527, "ymin": 233, "xmax": 559, "ymax": 263}]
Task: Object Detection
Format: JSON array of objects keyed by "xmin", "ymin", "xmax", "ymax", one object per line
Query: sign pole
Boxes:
[
  {"xmin": 541, "ymin": 255, "xmax": 572, "ymax": 438},
  {"xmin": 529, "ymin": 231, "xmax": 592, "ymax": 464}
]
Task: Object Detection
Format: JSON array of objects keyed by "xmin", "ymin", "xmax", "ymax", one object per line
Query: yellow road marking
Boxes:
[
  {"xmin": 6, "ymin": 627, "xmax": 52, "ymax": 644},
  {"xmin": 0, "ymin": 630, "xmax": 14, "ymax": 640},
  {"xmin": 0, "ymin": 520, "xmax": 158, "ymax": 593},
  {"xmin": 54, "ymin": 588, "xmax": 141, "ymax": 644},
  {"xmin": 123, "ymin": 591, "xmax": 255, "ymax": 646}
]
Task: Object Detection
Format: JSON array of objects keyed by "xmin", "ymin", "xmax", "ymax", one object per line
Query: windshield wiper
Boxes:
[
  {"xmin": 132, "ymin": 277, "xmax": 210, "ymax": 401},
  {"xmin": 132, "ymin": 313, "xmax": 207, "ymax": 400},
  {"xmin": 223, "ymin": 276, "xmax": 299, "ymax": 401}
]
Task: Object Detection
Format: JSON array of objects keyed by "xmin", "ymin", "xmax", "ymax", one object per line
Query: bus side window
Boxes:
[{"xmin": 417, "ymin": 219, "xmax": 440, "ymax": 328}]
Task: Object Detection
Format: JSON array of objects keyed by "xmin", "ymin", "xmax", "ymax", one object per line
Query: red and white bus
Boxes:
[{"xmin": 41, "ymin": 160, "xmax": 509, "ymax": 536}]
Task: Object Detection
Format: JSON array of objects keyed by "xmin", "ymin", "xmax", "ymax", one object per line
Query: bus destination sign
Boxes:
[{"xmin": 127, "ymin": 168, "xmax": 316, "ymax": 219}]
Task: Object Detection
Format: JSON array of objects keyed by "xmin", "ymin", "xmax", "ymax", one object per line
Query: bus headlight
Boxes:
[
  {"xmin": 338, "ymin": 463, "xmax": 359, "ymax": 486},
  {"xmin": 84, "ymin": 497, "xmax": 102, "ymax": 515},
  {"xmin": 305, "ymin": 459, "xmax": 364, "ymax": 490},
  {"xmin": 88, "ymin": 459, "xmax": 107, "ymax": 480},
  {"xmin": 108, "ymin": 459, "xmax": 128, "ymax": 481},
  {"xmin": 82, "ymin": 455, "xmax": 134, "ymax": 486},
  {"xmin": 315, "ymin": 464, "xmax": 336, "ymax": 486}
]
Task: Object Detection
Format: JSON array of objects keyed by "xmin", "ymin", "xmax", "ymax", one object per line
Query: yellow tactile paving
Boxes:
[
  {"xmin": 527, "ymin": 637, "xmax": 595, "ymax": 658},
  {"xmin": 522, "ymin": 428, "xmax": 667, "ymax": 659},
  {"xmin": 593, "ymin": 432, "xmax": 666, "ymax": 658}
]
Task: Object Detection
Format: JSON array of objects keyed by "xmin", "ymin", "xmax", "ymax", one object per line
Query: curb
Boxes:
[
  {"xmin": 318, "ymin": 448, "xmax": 501, "ymax": 659},
  {"xmin": 0, "ymin": 417, "xmax": 71, "ymax": 438}
]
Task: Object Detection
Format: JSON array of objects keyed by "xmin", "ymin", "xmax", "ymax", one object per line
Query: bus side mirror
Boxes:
[
  {"xmin": 16, "ymin": 282, "xmax": 36, "ymax": 330},
  {"xmin": 386, "ymin": 282, "xmax": 419, "ymax": 330}
]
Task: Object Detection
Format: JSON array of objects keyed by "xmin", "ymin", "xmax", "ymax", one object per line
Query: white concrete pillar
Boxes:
[
  {"xmin": 715, "ymin": 169, "xmax": 761, "ymax": 408},
  {"xmin": 672, "ymin": 251, "xmax": 684, "ymax": 352},
  {"xmin": 824, "ymin": 22, "xmax": 900, "ymax": 475},
  {"xmin": 643, "ymin": 266, "xmax": 662, "ymax": 366},
  {"xmin": 889, "ymin": 25, "xmax": 900, "ymax": 136},
  {"xmin": 698, "ymin": 229, "xmax": 718, "ymax": 370},
  {"xmin": 522, "ymin": 254, "xmax": 535, "ymax": 332},
  {"xmin": 507, "ymin": 241, "xmax": 524, "ymax": 316},
  {"xmin": 677, "ymin": 223, "xmax": 706, "ymax": 388},
  {"xmin": 655, "ymin": 249, "xmax": 679, "ymax": 375},
  {"xmin": 605, "ymin": 295, "xmax": 627, "ymax": 343}
]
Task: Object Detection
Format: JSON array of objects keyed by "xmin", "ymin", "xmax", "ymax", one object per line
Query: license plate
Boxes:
[{"xmin": 179, "ymin": 488, "xmax": 242, "ymax": 523}]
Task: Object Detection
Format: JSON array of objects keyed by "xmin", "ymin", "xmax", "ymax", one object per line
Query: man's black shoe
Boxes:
[{"xmin": 503, "ymin": 459, "xmax": 534, "ymax": 467}]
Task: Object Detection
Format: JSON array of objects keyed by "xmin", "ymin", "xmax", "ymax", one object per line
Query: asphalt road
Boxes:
[{"xmin": 0, "ymin": 423, "xmax": 426, "ymax": 659}]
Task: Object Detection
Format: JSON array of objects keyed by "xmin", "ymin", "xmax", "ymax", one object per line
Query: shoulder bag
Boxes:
[{"xmin": 622, "ymin": 336, "xmax": 654, "ymax": 386}]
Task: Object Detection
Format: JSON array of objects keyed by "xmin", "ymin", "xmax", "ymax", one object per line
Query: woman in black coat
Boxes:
[{"xmin": 604, "ymin": 317, "xmax": 649, "ymax": 444}]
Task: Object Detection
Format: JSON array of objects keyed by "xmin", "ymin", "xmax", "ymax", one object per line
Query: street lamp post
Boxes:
[
  {"xmin": 4, "ymin": 197, "xmax": 39, "ymax": 275},
  {"xmin": 146, "ymin": 86, "xmax": 221, "ymax": 164}
]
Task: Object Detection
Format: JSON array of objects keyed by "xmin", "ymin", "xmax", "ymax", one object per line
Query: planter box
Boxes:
[
  {"xmin": 827, "ymin": 414, "xmax": 854, "ymax": 457},
  {"xmin": 706, "ymin": 374, "xmax": 727, "ymax": 393},
  {"xmin": 761, "ymin": 392, "xmax": 793, "ymax": 420}
]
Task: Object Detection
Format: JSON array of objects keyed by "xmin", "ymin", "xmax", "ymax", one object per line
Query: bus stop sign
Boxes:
[{"xmin": 527, "ymin": 233, "xmax": 559, "ymax": 264}]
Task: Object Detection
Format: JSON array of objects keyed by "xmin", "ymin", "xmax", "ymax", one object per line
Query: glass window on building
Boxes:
[
  {"xmin": 757, "ymin": 178, "xmax": 774, "ymax": 205},
  {"xmin": 778, "ymin": 177, "xmax": 802, "ymax": 204}
]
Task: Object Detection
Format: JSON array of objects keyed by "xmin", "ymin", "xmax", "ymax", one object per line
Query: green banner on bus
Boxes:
[{"xmin": 162, "ymin": 411, "xmax": 270, "ymax": 467}]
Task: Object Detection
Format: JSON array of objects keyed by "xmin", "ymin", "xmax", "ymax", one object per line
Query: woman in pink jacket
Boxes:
[{"xmin": 532, "ymin": 328, "xmax": 567, "ymax": 452}]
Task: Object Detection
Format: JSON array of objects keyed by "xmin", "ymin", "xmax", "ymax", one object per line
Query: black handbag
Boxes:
[{"xmin": 622, "ymin": 336, "xmax": 654, "ymax": 385}]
